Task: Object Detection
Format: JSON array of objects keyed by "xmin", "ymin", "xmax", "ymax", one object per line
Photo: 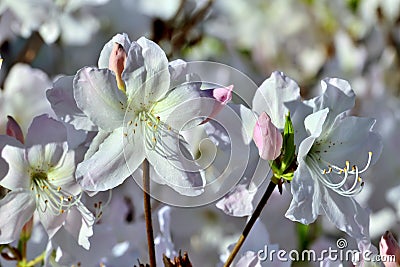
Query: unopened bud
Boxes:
[
  {"xmin": 201, "ymin": 85, "xmax": 233, "ymax": 124},
  {"xmin": 108, "ymin": 43, "xmax": 127, "ymax": 92},
  {"xmin": 380, "ymin": 231, "xmax": 400, "ymax": 267},
  {"xmin": 253, "ymin": 112, "xmax": 283, "ymax": 160},
  {"xmin": 20, "ymin": 216, "xmax": 33, "ymax": 242},
  {"xmin": 6, "ymin": 116, "xmax": 24, "ymax": 144}
]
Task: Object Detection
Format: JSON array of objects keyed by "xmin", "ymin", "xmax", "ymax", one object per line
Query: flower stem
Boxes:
[
  {"xmin": 26, "ymin": 251, "xmax": 45, "ymax": 267},
  {"xmin": 223, "ymin": 181, "xmax": 277, "ymax": 267},
  {"xmin": 143, "ymin": 159, "xmax": 156, "ymax": 267},
  {"xmin": 17, "ymin": 240, "xmax": 27, "ymax": 266},
  {"xmin": 17, "ymin": 216, "xmax": 33, "ymax": 267}
]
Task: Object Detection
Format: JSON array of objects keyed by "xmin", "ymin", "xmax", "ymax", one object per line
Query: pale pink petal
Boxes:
[
  {"xmin": 6, "ymin": 116, "xmax": 24, "ymax": 144},
  {"xmin": 201, "ymin": 85, "xmax": 233, "ymax": 124},
  {"xmin": 108, "ymin": 42, "xmax": 127, "ymax": 91},
  {"xmin": 213, "ymin": 85, "xmax": 233, "ymax": 105},
  {"xmin": 253, "ymin": 112, "xmax": 283, "ymax": 160},
  {"xmin": 380, "ymin": 231, "xmax": 400, "ymax": 267}
]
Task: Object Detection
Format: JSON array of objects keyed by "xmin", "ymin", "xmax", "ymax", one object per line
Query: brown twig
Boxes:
[
  {"xmin": 143, "ymin": 159, "xmax": 156, "ymax": 267},
  {"xmin": 223, "ymin": 181, "xmax": 277, "ymax": 266},
  {"xmin": 0, "ymin": 31, "xmax": 44, "ymax": 88}
]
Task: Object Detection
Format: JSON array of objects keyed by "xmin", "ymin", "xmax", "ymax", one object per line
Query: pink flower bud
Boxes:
[
  {"xmin": 380, "ymin": 231, "xmax": 400, "ymax": 267},
  {"xmin": 253, "ymin": 112, "xmax": 283, "ymax": 160},
  {"xmin": 20, "ymin": 216, "xmax": 33, "ymax": 241},
  {"xmin": 6, "ymin": 116, "xmax": 24, "ymax": 144},
  {"xmin": 201, "ymin": 85, "xmax": 233, "ymax": 124},
  {"xmin": 108, "ymin": 43, "xmax": 127, "ymax": 92},
  {"xmin": 213, "ymin": 85, "xmax": 233, "ymax": 105}
]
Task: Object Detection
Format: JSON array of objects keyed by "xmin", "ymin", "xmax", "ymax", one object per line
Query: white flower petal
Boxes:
[
  {"xmin": 83, "ymin": 130, "xmax": 111, "ymax": 160},
  {"xmin": 0, "ymin": 190, "xmax": 36, "ymax": 243},
  {"xmin": 37, "ymin": 208, "xmax": 68, "ymax": 240},
  {"xmin": 63, "ymin": 205, "xmax": 95, "ymax": 250},
  {"xmin": 304, "ymin": 108, "xmax": 329, "ymax": 137},
  {"xmin": 0, "ymin": 64, "xmax": 53, "ymax": 135},
  {"xmin": 1, "ymin": 145, "xmax": 29, "ymax": 190},
  {"xmin": 321, "ymin": 187, "xmax": 371, "ymax": 241},
  {"xmin": 216, "ymin": 183, "xmax": 256, "ymax": 217},
  {"xmin": 315, "ymin": 78, "xmax": 355, "ymax": 126},
  {"xmin": 153, "ymin": 83, "xmax": 213, "ymax": 130},
  {"xmin": 26, "ymin": 143, "xmax": 66, "ymax": 172},
  {"xmin": 48, "ymin": 150, "xmax": 80, "ymax": 195},
  {"xmin": 146, "ymin": 130, "xmax": 205, "ymax": 196},
  {"xmin": 25, "ymin": 114, "xmax": 68, "ymax": 147},
  {"xmin": 297, "ymin": 108, "xmax": 329, "ymax": 159},
  {"xmin": 46, "ymin": 76, "xmax": 97, "ymax": 131},
  {"xmin": 124, "ymin": 37, "xmax": 170, "ymax": 105},
  {"xmin": 236, "ymin": 104, "xmax": 258, "ymax": 144},
  {"xmin": 0, "ymin": 135, "xmax": 22, "ymax": 184},
  {"xmin": 321, "ymin": 117, "xmax": 382, "ymax": 167},
  {"xmin": 73, "ymin": 67, "xmax": 127, "ymax": 131},
  {"xmin": 285, "ymin": 164, "xmax": 321, "ymax": 224},
  {"xmin": 252, "ymin": 71, "xmax": 300, "ymax": 129},
  {"xmin": 235, "ymin": 251, "xmax": 261, "ymax": 267},
  {"xmin": 98, "ymin": 33, "xmax": 131, "ymax": 69},
  {"xmin": 76, "ymin": 127, "xmax": 144, "ymax": 191},
  {"xmin": 168, "ymin": 59, "xmax": 188, "ymax": 86}
]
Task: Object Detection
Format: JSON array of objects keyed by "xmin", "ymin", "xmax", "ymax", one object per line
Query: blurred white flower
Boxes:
[
  {"xmin": 0, "ymin": 0, "xmax": 109, "ymax": 44},
  {"xmin": 216, "ymin": 183, "xmax": 257, "ymax": 217},
  {"xmin": 0, "ymin": 63, "xmax": 55, "ymax": 135},
  {"xmin": 220, "ymin": 219, "xmax": 290, "ymax": 267},
  {"xmin": 155, "ymin": 206, "xmax": 176, "ymax": 264}
]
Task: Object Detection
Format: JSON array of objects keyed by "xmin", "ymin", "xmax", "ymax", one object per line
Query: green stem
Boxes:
[
  {"xmin": 17, "ymin": 239, "xmax": 27, "ymax": 266},
  {"xmin": 143, "ymin": 159, "xmax": 156, "ymax": 267},
  {"xmin": 224, "ymin": 181, "xmax": 277, "ymax": 267},
  {"xmin": 26, "ymin": 251, "xmax": 45, "ymax": 267}
]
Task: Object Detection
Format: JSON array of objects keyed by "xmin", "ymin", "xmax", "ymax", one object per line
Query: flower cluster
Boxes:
[{"xmin": 0, "ymin": 30, "xmax": 392, "ymax": 267}]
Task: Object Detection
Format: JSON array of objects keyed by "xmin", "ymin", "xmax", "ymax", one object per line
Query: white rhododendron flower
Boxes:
[
  {"xmin": 72, "ymin": 33, "xmax": 210, "ymax": 196},
  {"xmin": 240, "ymin": 71, "xmax": 300, "ymax": 160},
  {"xmin": 285, "ymin": 78, "xmax": 382, "ymax": 242},
  {"xmin": 0, "ymin": 64, "xmax": 55, "ymax": 135},
  {"xmin": 0, "ymin": 115, "xmax": 94, "ymax": 249}
]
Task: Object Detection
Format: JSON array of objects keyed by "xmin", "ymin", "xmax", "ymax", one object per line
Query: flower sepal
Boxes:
[{"xmin": 269, "ymin": 113, "xmax": 296, "ymax": 183}]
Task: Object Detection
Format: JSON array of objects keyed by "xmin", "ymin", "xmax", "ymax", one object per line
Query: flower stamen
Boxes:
[
  {"xmin": 31, "ymin": 171, "xmax": 82, "ymax": 215},
  {"xmin": 309, "ymin": 151, "xmax": 373, "ymax": 197}
]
